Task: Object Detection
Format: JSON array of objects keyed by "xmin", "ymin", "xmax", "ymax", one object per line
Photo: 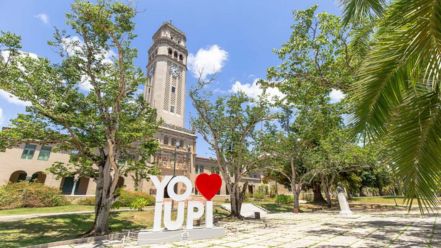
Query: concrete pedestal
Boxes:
[{"xmin": 137, "ymin": 227, "xmax": 225, "ymax": 245}]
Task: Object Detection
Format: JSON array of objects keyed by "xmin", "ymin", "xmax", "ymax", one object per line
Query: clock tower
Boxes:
[{"xmin": 145, "ymin": 22, "xmax": 187, "ymax": 128}]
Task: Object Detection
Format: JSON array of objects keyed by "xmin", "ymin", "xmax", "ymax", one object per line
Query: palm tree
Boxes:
[{"xmin": 342, "ymin": 0, "xmax": 441, "ymax": 211}]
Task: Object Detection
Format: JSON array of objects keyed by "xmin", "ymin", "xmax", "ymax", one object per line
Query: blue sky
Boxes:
[{"xmin": 0, "ymin": 0, "xmax": 342, "ymax": 157}]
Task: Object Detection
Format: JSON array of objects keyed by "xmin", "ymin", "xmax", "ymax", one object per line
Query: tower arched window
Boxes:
[
  {"xmin": 173, "ymin": 51, "xmax": 178, "ymax": 58},
  {"xmin": 179, "ymin": 54, "xmax": 183, "ymax": 61},
  {"xmin": 168, "ymin": 48, "xmax": 172, "ymax": 55}
]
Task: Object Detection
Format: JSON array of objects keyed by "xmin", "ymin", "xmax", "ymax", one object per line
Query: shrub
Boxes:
[
  {"xmin": 256, "ymin": 184, "xmax": 268, "ymax": 196},
  {"xmin": 269, "ymin": 185, "xmax": 277, "ymax": 198},
  {"xmin": 130, "ymin": 198, "xmax": 150, "ymax": 211},
  {"xmin": 253, "ymin": 191, "xmax": 265, "ymax": 200},
  {"xmin": 112, "ymin": 189, "xmax": 154, "ymax": 209},
  {"xmin": 0, "ymin": 182, "xmax": 69, "ymax": 209},
  {"xmin": 275, "ymin": 194, "xmax": 294, "ymax": 204},
  {"xmin": 77, "ymin": 197, "xmax": 96, "ymax": 206}
]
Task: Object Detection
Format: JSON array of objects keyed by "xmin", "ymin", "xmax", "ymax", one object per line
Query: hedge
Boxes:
[{"xmin": 0, "ymin": 182, "xmax": 69, "ymax": 209}]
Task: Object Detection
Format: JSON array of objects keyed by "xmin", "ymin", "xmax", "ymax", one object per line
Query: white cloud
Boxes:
[
  {"xmin": 35, "ymin": 13, "xmax": 49, "ymax": 24},
  {"xmin": 0, "ymin": 90, "xmax": 31, "ymax": 106},
  {"xmin": 329, "ymin": 89, "xmax": 345, "ymax": 104},
  {"xmin": 188, "ymin": 45, "xmax": 228, "ymax": 80},
  {"xmin": 231, "ymin": 79, "xmax": 284, "ymax": 103},
  {"xmin": 61, "ymin": 36, "xmax": 83, "ymax": 56}
]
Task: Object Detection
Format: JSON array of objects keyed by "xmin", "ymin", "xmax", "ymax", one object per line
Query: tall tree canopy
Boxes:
[
  {"xmin": 190, "ymin": 79, "xmax": 270, "ymax": 218},
  {"xmin": 261, "ymin": 6, "xmax": 358, "ymax": 211},
  {"xmin": 0, "ymin": 0, "xmax": 159, "ymax": 235}
]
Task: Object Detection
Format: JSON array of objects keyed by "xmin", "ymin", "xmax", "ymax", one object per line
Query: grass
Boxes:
[
  {"xmin": 0, "ymin": 205, "xmax": 229, "ymax": 248},
  {"xmin": 349, "ymin": 196, "xmax": 406, "ymax": 205},
  {"xmin": 0, "ymin": 205, "xmax": 94, "ymax": 216},
  {"xmin": 0, "ymin": 210, "xmax": 153, "ymax": 248}
]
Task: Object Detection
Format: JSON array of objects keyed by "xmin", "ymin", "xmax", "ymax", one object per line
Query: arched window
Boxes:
[
  {"xmin": 168, "ymin": 48, "xmax": 172, "ymax": 55},
  {"xmin": 31, "ymin": 172, "xmax": 46, "ymax": 183},
  {"xmin": 173, "ymin": 51, "xmax": 178, "ymax": 58},
  {"xmin": 179, "ymin": 54, "xmax": 183, "ymax": 61},
  {"xmin": 9, "ymin": 171, "xmax": 27, "ymax": 183}
]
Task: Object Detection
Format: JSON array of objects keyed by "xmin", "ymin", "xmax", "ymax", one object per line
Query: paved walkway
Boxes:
[{"xmin": 56, "ymin": 210, "xmax": 440, "ymax": 248}]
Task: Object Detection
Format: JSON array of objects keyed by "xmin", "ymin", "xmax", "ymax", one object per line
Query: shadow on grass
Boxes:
[{"xmin": 0, "ymin": 211, "xmax": 151, "ymax": 248}]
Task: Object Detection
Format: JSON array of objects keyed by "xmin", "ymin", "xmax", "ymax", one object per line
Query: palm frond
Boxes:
[
  {"xmin": 388, "ymin": 87, "xmax": 441, "ymax": 212},
  {"xmin": 341, "ymin": 0, "xmax": 385, "ymax": 25},
  {"xmin": 352, "ymin": 0, "xmax": 441, "ymax": 210},
  {"xmin": 352, "ymin": 0, "xmax": 441, "ymax": 137}
]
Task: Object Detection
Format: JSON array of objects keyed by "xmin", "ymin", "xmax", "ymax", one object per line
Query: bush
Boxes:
[
  {"xmin": 0, "ymin": 182, "xmax": 69, "ymax": 209},
  {"xmin": 275, "ymin": 194, "xmax": 294, "ymax": 204},
  {"xmin": 130, "ymin": 198, "xmax": 150, "ymax": 211},
  {"xmin": 253, "ymin": 191, "xmax": 265, "ymax": 200},
  {"xmin": 77, "ymin": 197, "xmax": 95, "ymax": 206},
  {"xmin": 112, "ymin": 189, "xmax": 155, "ymax": 209},
  {"xmin": 269, "ymin": 185, "xmax": 277, "ymax": 198}
]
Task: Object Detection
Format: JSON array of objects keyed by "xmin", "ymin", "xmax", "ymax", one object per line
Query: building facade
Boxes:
[{"xmin": 0, "ymin": 22, "xmax": 288, "ymax": 197}]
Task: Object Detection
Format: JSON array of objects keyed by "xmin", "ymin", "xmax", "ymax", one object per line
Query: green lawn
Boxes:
[
  {"xmin": 0, "ymin": 205, "xmax": 229, "ymax": 248},
  {"xmin": 0, "ymin": 210, "xmax": 154, "ymax": 248},
  {"xmin": 0, "ymin": 205, "xmax": 94, "ymax": 216},
  {"xmin": 349, "ymin": 196, "xmax": 407, "ymax": 205}
]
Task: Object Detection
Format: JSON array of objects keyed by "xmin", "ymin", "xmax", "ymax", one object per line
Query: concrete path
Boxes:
[
  {"xmin": 54, "ymin": 209, "xmax": 440, "ymax": 247},
  {"xmin": 221, "ymin": 203, "xmax": 268, "ymax": 218},
  {"xmin": 0, "ymin": 207, "xmax": 152, "ymax": 222}
]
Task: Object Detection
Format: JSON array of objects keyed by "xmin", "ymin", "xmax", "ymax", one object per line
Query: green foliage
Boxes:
[
  {"xmin": 77, "ymin": 197, "xmax": 96, "ymax": 206},
  {"xmin": 0, "ymin": 0, "xmax": 160, "ymax": 233},
  {"xmin": 275, "ymin": 194, "xmax": 294, "ymax": 205},
  {"xmin": 112, "ymin": 190, "xmax": 154, "ymax": 209},
  {"xmin": 345, "ymin": 0, "xmax": 441, "ymax": 210},
  {"xmin": 130, "ymin": 198, "xmax": 150, "ymax": 211},
  {"xmin": 0, "ymin": 182, "xmax": 69, "ymax": 209},
  {"xmin": 253, "ymin": 185, "xmax": 268, "ymax": 200},
  {"xmin": 260, "ymin": 6, "xmax": 359, "ymax": 210},
  {"xmin": 190, "ymin": 79, "xmax": 271, "ymax": 217}
]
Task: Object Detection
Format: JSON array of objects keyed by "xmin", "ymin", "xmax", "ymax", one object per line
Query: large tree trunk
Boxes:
[
  {"xmin": 292, "ymin": 184, "xmax": 301, "ymax": 213},
  {"xmin": 378, "ymin": 185, "xmax": 384, "ymax": 196},
  {"xmin": 290, "ymin": 157, "xmax": 301, "ymax": 213},
  {"xmin": 321, "ymin": 175, "xmax": 332, "ymax": 208},
  {"xmin": 228, "ymin": 182, "xmax": 247, "ymax": 219},
  {"xmin": 324, "ymin": 186, "xmax": 332, "ymax": 208},
  {"xmin": 359, "ymin": 186, "xmax": 366, "ymax": 196},
  {"xmin": 312, "ymin": 181, "xmax": 326, "ymax": 204},
  {"xmin": 84, "ymin": 160, "xmax": 115, "ymax": 236}
]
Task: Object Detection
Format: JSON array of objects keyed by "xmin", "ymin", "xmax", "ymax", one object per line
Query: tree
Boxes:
[
  {"xmin": 190, "ymin": 79, "xmax": 270, "ymax": 218},
  {"xmin": 261, "ymin": 6, "xmax": 357, "ymax": 211},
  {"xmin": 258, "ymin": 111, "xmax": 308, "ymax": 213},
  {"xmin": 0, "ymin": 1, "xmax": 159, "ymax": 235},
  {"xmin": 342, "ymin": 0, "xmax": 441, "ymax": 210},
  {"xmin": 305, "ymin": 128, "xmax": 367, "ymax": 207}
]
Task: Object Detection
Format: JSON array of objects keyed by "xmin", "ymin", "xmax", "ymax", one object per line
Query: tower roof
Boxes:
[{"xmin": 153, "ymin": 21, "xmax": 186, "ymax": 41}]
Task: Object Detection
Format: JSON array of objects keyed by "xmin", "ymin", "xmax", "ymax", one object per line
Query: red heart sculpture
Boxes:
[{"xmin": 195, "ymin": 173, "xmax": 222, "ymax": 201}]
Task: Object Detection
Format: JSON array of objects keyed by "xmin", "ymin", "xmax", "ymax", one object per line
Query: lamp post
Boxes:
[{"xmin": 171, "ymin": 141, "xmax": 180, "ymax": 210}]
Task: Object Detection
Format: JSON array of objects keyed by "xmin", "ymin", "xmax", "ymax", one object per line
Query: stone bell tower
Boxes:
[
  {"xmin": 145, "ymin": 21, "xmax": 187, "ymax": 128},
  {"xmin": 144, "ymin": 22, "xmax": 196, "ymax": 194}
]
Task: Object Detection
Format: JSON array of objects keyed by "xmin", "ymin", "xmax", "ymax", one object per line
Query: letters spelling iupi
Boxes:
[{"xmin": 150, "ymin": 176, "xmax": 213, "ymax": 231}]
